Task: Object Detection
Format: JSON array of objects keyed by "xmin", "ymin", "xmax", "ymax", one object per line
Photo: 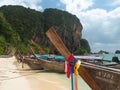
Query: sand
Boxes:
[{"xmin": 0, "ymin": 56, "xmax": 91, "ymax": 90}]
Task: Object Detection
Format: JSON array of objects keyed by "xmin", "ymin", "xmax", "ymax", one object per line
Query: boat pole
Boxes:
[{"xmin": 71, "ymin": 67, "xmax": 75, "ymax": 90}]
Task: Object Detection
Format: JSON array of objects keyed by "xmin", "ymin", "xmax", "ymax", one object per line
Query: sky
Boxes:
[{"xmin": 0, "ymin": 0, "xmax": 120, "ymax": 53}]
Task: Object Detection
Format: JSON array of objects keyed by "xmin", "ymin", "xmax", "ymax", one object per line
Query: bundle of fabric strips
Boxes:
[{"xmin": 64, "ymin": 54, "xmax": 81, "ymax": 90}]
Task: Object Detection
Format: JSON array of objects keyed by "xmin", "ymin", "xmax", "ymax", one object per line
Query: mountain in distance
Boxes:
[{"xmin": 0, "ymin": 5, "xmax": 90, "ymax": 55}]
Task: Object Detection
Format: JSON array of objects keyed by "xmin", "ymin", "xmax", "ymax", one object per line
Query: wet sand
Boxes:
[{"xmin": 0, "ymin": 56, "xmax": 91, "ymax": 90}]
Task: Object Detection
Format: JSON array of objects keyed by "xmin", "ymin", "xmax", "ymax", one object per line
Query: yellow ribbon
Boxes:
[{"xmin": 74, "ymin": 60, "xmax": 81, "ymax": 75}]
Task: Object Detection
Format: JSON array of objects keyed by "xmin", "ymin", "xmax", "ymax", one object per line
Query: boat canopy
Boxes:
[{"xmin": 75, "ymin": 56, "xmax": 102, "ymax": 60}]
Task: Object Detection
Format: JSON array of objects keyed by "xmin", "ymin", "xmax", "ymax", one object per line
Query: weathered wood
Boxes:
[
  {"xmin": 46, "ymin": 27, "xmax": 71, "ymax": 59},
  {"xmin": 23, "ymin": 57, "xmax": 64, "ymax": 72},
  {"xmin": 29, "ymin": 45, "xmax": 38, "ymax": 59},
  {"xmin": 83, "ymin": 63, "xmax": 120, "ymax": 89},
  {"xmin": 46, "ymin": 27, "xmax": 101, "ymax": 90}
]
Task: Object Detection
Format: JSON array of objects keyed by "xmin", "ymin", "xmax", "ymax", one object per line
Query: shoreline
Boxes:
[
  {"xmin": 0, "ymin": 56, "xmax": 91, "ymax": 90},
  {"xmin": 0, "ymin": 56, "xmax": 70, "ymax": 90}
]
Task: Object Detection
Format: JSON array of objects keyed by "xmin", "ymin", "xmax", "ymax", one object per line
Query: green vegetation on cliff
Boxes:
[
  {"xmin": 0, "ymin": 12, "xmax": 20, "ymax": 54},
  {"xmin": 75, "ymin": 39, "xmax": 91, "ymax": 54},
  {"xmin": 0, "ymin": 5, "xmax": 90, "ymax": 55}
]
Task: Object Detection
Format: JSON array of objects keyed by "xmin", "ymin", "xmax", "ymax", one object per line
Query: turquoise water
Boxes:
[
  {"xmin": 87, "ymin": 53, "xmax": 120, "ymax": 65},
  {"xmin": 90, "ymin": 53, "xmax": 120, "ymax": 60},
  {"xmin": 57, "ymin": 73, "xmax": 91, "ymax": 90},
  {"xmin": 102, "ymin": 54, "xmax": 120, "ymax": 60}
]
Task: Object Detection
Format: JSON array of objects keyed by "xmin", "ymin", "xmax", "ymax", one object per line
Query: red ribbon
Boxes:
[{"xmin": 65, "ymin": 54, "xmax": 74, "ymax": 78}]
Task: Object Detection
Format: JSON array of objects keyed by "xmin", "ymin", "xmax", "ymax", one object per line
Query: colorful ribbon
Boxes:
[
  {"xmin": 64, "ymin": 54, "xmax": 81, "ymax": 90},
  {"xmin": 64, "ymin": 54, "xmax": 81, "ymax": 77},
  {"xmin": 65, "ymin": 54, "xmax": 75, "ymax": 78},
  {"xmin": 74, "ymin": 60, "xmax": 81, "ymax": 75}
]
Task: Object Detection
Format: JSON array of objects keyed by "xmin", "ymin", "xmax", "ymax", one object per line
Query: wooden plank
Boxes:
[
  {"xmin": 29, "ymin": 45, "xmax": 38, "ymax": 59},
  {"xmin": 46, "ymin": 27, "xmax": 101, "ymax": 90}
]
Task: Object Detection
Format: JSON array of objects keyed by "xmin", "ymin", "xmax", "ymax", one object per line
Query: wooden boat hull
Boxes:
[
  {"xmin": 23, "ymin": 57, "xmax": 120, "ymax": 90},
  {"xmin": 23, "ymin": 58, "xmax": 44, "ymax": 70},
  {"xmin": 23, "ymin": 57, "xmax": 64, "ymax": 73},
  {"xmin": 81, "ymin": 64, "xmax": 120, "ymax": 90}
]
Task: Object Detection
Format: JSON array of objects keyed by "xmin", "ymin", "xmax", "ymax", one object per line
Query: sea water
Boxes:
[
  {"xmin": 56, "ymin": 73, "xmax": 91, "ymax": 90},
  {"xmin": 90, "ymin": 53, "xmax": 120, "ymax": 65},
  {"xmin": 92, "ymin": 53, "xmax": 120, "ymax": 60}
]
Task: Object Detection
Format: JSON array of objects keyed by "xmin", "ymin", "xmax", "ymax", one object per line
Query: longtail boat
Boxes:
[
  {"xmin": 45, "ymin": 27, "xmax": 120, "ymax": 90},
  {"xmin": 16, "ymin": 27, "xmax": 120, "ymax": 90},
  {"xmin": 17, "ymin": 45, "xmax": 65, "ymax": 72},
  {"xmin": 23, "ymin": 56, "xmax": 64, "ymax": 72},
  {"xmin": 22, "ymin": 54, "xmax": 120, "ymax": 90}
]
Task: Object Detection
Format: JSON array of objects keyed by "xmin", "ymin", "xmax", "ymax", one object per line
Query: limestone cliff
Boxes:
[{"xmin": 0, "ymin": 5, "xmax": 83, "ymax": 54}]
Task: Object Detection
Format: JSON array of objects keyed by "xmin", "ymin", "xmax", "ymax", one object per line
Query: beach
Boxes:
[{"xmin": 0, "ymin": 56, "xmax": 91, "ymax": 90}]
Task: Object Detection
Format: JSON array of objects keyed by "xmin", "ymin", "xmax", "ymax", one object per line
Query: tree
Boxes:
[
  {"xmin": 0, "ymin": 36, "xmax": 7, "ymax": 54},
  {"xmin": 74, "ymin": 38, "xmax": 91, "ymax": 55},
  {"xmin": 0, "ymin": 12, "xmax": 20, "ymax": 45},
  {"xmin": 75, "ymin": 47, "xmax": 87, "ymax": 55},
  {"xmin": 80, "ymin": 39, "xmax": 91, "ymax": 53},
  {"xmin": 98, "ymin": 50, "xmax": 109, "ymax": 54}
]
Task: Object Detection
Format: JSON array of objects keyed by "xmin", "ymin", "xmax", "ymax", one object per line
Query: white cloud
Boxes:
[
  {"xmin": 0, "ymin": 0, "xmax": 43, "ymax": 11},
  {"xmin": 81, "ymin": 7, "xmax": 120, "ymax": 52},
  {"xmin": 60, "ymin": 0, "xmax": 93, "ymax": 14},
  {"xmin": 110, "ymin": 0, "xmax": 120, "ymax": 6},
  {"xmin": 60, "ymin": 0, "xmax": 120, "ymax": 52}
]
